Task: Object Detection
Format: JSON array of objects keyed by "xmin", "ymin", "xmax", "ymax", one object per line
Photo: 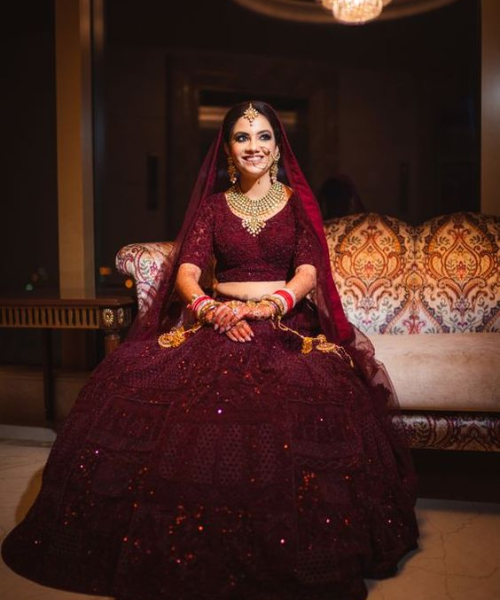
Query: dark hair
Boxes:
[{"xmin": 221, "ymin": 101, "xmax": 282, "ymax": 146}]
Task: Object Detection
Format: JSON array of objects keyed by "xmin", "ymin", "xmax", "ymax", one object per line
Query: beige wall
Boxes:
[
  {"xmin": 481, "ymin": 0, "xmax": 500, "ymax": 216},
  {"xmin": 55, "ymin": 0, "xmax": 95, "ymax": 298}
]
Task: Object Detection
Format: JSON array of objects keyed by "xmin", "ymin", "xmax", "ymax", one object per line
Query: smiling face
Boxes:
[{"xmin": 226, "ymin": 113, "xmax": 279, "ymax": 184}]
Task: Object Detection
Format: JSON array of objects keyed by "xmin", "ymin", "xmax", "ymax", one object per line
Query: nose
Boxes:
[{"xmin": 246, "ymin": 136, "xmax": 258, "ymax": 153}]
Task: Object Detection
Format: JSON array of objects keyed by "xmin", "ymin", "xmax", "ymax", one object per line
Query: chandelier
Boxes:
[{"xmin": 318, "ymin": 0, "xmax": 393, "ymax": 25}]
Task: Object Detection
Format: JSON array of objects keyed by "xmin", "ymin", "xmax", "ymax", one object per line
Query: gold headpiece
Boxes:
[{"xmin": 243, "ymin": 102, "xmax": 260, "ymax": 125}]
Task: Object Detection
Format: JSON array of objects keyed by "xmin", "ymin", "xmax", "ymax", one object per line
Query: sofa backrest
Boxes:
[
  {"xmin": 326, "ymin": 212, "xmax": 500, "ymax": 334},
  {"xmin": 116, "ymin": 212, "xmax": 500, "ymax": 334}
]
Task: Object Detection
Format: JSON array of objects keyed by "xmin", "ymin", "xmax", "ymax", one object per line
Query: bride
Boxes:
[{"xmin": 2, "ymin": 101, "xmax": 419, "ymax": 600}]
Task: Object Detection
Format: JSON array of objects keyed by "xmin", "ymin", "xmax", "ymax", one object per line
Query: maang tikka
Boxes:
[
  {"xmin": 227, "ymin": 155, "xmax": 238, "ymax": 184},
  {"xmin": 243, "ymin": 102, "xmax": 260, "ymax": 124}
]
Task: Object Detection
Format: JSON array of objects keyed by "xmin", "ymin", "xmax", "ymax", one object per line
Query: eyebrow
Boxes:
[{"xmin": 233, "ymin": 129, "xmax": 272, "ymax": 136}]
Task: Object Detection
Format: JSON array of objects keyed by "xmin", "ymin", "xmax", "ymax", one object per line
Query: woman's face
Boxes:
[{"xmin": 226, "ymin": 113, "xmax": 278, "ymax": 182}]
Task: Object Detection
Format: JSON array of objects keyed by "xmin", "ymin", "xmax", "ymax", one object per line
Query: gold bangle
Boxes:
[
  {"xmin": 261, "ymin": 295, "xmax": 284, "ymax": 317},
  {"xmin": 198, "ymin": 300, "xmax": 219, "ymax": 323},
  {"xmin": 259, "ymin": 299, "xmax": 278, "ymax": 317}
]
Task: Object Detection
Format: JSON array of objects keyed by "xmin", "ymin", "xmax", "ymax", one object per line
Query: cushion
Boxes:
[{"xmin": 369, "ymin": 333, "xmax": 500, "ymax": 412}]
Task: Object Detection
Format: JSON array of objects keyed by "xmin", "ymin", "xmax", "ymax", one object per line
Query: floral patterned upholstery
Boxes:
[
  {"xmin": 414, "ymin": 213, "xmax": 500, "ymax": 333},
  {"xmin": 326, "ymin": 212, "xmax": 500, "ymax": 334},
  {"xmin": 325, "ymin": 214, "xmax": 415, "ymax": 334},
  {"xmin": 116, "ymin": 242, "xmax": 174, "ymax": 316},
  {"xmin": 398, "ymin": 411, "xmax": 500, "ymax": 452}
]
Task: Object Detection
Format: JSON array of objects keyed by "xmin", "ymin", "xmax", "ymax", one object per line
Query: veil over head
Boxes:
[{"xmin": 127, "ymin": 101, "xmax": 401, "ymax": 416}]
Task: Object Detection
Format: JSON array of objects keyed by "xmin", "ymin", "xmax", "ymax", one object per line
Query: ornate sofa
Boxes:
[{"xmin": 116, "ymin": 212, "xmax": 500, "ymax": 452}]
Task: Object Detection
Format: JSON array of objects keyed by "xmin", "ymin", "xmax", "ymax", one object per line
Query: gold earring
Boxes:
[
  {"xmin": 227, "ymin": 156, "xmax": 238, "ymax": 185},
  {"xmin": 270, "ymin": 150, "xmax": 280, "ymax": 184}
]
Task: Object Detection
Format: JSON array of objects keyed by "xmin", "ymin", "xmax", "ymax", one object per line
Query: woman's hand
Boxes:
[
  {"xmin": 207, "ymin": 301, "xmax": 252, "ymax": 332},
  {"xmin": 244, "ymin": 301, "xmax": 278, "ymax": 321},
  {"xmin": 203, "ymin": 305, "xmax": 254, "ymax": 342},
  {"xmin": 225, "ymin": 319, "xmax": 254, "ymax": 343},
  {"xmin": 203, "ymin": 298, "xmax": 280, "ymax": 342}
]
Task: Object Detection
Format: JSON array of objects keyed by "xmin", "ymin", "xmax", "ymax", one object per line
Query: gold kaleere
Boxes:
[
  {"xmin": 316, "ymin": 334, "xmax": 354, "ymax": 367},
  {"xmin": 301, "ymin": 337, "xmax": 314, "ymax": 354},
  {"xmin": 273, "ymin": 318, "xmax": 354, "ymax": 367},
  {"xmin": 158, "ymin": 322, "xmax": 202, "ymax": 348}
]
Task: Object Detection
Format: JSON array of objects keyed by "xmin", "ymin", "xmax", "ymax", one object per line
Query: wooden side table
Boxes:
[{"xmin": 0, "ymin": 297, "xmax": 135, "ymax": 421}]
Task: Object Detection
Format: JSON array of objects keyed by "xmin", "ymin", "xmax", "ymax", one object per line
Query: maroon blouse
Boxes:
[{"xmin": 179, "ymin": 192, "xmax": 316, "ymax": 283}]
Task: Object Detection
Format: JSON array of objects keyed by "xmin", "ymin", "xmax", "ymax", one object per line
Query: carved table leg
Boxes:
[
  {"xmin": 104, "ymin": 332, "xmax": 121, "ymax": 356},
  {"xmin": 42, "ymin": 329, "xmax": 54, "ymax": 422}
]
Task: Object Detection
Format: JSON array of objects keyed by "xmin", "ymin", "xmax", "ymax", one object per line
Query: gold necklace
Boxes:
[{"xmin": 226, "ymin": 182, "xmax": 285, "ymax": 236}]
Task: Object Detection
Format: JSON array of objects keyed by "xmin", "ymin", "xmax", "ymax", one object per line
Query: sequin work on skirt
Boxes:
[{"xmin": 1, "ymin": 302, "xmax": 419, "ymax": 600}]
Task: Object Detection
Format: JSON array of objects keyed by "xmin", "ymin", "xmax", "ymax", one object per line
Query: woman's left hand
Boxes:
[
  {"xmin": 212, "ymin": 301, "xmax": 251, "ymax": 332},
  {"xmin": 245, "ymin": 301, "xmax": 277, "ymax": 321}
]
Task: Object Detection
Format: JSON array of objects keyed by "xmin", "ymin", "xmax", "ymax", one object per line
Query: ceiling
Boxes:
[{"xmin": 230, "ymin": 0, "xmax": 462, "ymax": 24}]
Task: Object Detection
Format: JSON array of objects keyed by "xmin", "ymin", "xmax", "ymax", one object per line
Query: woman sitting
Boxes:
[{"xmin": 2, "ymin": 101, "xmax": 419, "ymax": 600}]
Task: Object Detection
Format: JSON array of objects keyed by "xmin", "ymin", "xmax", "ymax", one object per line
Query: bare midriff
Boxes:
[{"xmin": 215, "ymin": 281, "xmax": 286, "ymax": 301}]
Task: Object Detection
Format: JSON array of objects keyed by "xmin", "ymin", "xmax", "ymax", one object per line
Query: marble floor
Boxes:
[{"xmin": 0, "ymin": 438, "xmax": 499, "ymax": 600}]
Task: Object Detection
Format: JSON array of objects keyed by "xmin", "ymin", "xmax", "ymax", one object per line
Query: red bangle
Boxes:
[
  {"xmin": 188, "ymin": 294, "xmax": 211, "ymax": 312},
  {"xmin": 274, "ymin": 289, "xmax": 295, "ymax": 312}
]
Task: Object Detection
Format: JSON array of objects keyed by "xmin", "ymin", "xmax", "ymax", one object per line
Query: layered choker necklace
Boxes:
[{"xmin": 226, "ymin": 182, "xmax": 285, "ymax": 236}]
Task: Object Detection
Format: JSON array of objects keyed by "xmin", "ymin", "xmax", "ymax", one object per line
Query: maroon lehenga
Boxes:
[{"xmin": 2, "ymin": 107, "xmax": 419, "ymax": 600}]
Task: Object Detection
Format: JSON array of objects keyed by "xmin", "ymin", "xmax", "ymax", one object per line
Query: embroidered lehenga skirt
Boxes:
[{"xmin": 2, "ymin": 301, "xmax": 419, "ymax": 600}]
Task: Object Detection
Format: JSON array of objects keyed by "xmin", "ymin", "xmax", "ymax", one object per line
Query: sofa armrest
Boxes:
[{"xmin": 116, "ymin": 242, "xmax": 174, "ymax": 316}]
